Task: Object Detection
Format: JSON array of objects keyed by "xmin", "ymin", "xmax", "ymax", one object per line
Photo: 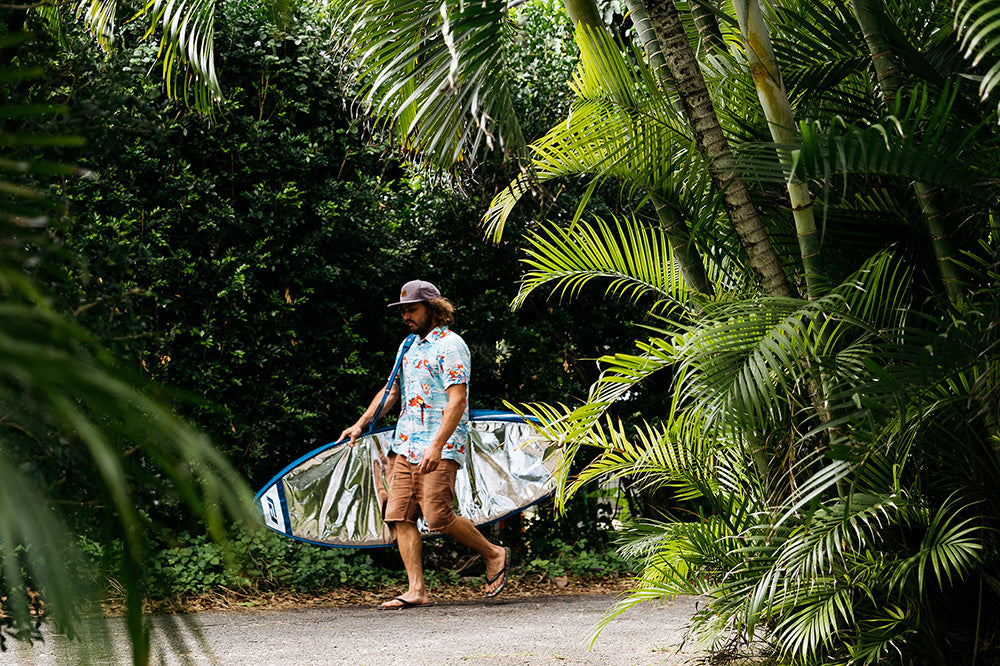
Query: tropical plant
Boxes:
[
  {"xmin": 503, "ymin": 0, "xmax": 1000, "ymax": 662},
  {"xmin": 1, "ymin": 31, "xmax": 256, "ymax": 665},
  {"xmin": 45, "ymin": 0, "xmax": 1000, "ymax": 661},
  {"xmin": 562, "ymin": 248, "xmax": 1000, "ymax": 664}
]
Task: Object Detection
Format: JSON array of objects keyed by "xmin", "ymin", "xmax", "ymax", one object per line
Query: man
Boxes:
[{"xmin": 339, "ymin": 279, "xmax": 510, "ymax": 609}]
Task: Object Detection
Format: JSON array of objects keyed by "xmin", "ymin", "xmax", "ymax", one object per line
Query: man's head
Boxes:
[{"xmin": 389, "ymin": 280, "xmax": 454, "ymax": 336}]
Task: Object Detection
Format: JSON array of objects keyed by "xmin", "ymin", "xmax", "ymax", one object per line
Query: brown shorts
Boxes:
[{"xmin": 383, "ymin": 453, "xmax": 459, "ymax": 531}]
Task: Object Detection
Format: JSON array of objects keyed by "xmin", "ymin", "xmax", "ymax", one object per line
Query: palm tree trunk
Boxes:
[
  {"xmin": 562, "ymin": 0, "xmax": 604, "ymax": 28},
  {"xmin": 650, "ymin": 192, "xmax": 713, "ymax": 296},
  {"xmin": 641, "ymin": 0, "xmax": 795, "ymax": 297},
  {"xmin": 624, "ymin": 0, "xmax": 672, "ymax": 87},
  {"xmin": 690, "ymin": 0, "xmax": 725, "ymax": 52},
  {"xmin": 570, "ymin": 0, "xmax": 712, "ymax": 297},
  {"xmin": 851, "ymin": 0, "xmax": 965, "ymax": 303},
  {"xmin": 730, "ymin": 0, "xmax": 823, "ymax": 298}
]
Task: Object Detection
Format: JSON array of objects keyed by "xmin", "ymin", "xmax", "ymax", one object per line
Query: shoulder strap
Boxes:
[{"xmin": 366, "ymin": 334, "xmax": 417, "ymax": 434}]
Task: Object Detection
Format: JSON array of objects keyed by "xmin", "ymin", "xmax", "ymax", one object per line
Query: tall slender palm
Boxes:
[
  {"xmin": 641, "ymin": 0, "xmax": 794, "ymax": 297},
  {"xmin": 484, "ymin": 23, "xmax": 717, "ymax": 297},
  {"xmin": 730, "ymin": 0, "xmax": 822, "ymax": 297},
  {"xmin": 851, "ymin": 0, "xmax": 966, "ymax": 302}
]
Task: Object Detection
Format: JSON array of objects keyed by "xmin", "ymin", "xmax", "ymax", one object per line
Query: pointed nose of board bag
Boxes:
[{"xmin": 253, "ymin": 411, "xmax": 557, "ymax": 548}]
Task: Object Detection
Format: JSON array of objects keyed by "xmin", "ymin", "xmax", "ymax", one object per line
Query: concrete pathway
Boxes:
[{"xmin": 8, "ymin": 594, "xmax": 705, "ymax": 665}]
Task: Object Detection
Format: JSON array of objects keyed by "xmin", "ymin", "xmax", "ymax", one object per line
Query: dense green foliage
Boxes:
[
  {"xmin": 13, "ymin": 1, "xmax": 633, "ymax": 489},
  {"xmin": 497, "ymin": 4, "xmax": 1000, "ymax": 665},
  {"xmin": 1, "ymin": 0, "xmax": 648, "ymax": 637},
  {"xmin": 327, "ymin": 0, "xmax": 1000, "ymax": 661},
  {"xmin": 15, "ymin": 0, "xmax": 1000, "ymax": 662}
]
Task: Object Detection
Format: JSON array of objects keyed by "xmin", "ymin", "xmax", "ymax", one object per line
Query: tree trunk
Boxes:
[
  {"xmin": 690, "ymin": 0, "xmax": 725, "ymax": 52},
  {"xmin": 851, "ymin": 0, "xmax": 965, "ymax": 303},
  {"xmin": 651, "ymin": 192, "xmax": 713, "ymax": 296},
  {"xmin": 731, "ymin": 0, "xmax": 822, "ymax": 298},
  {"xmin": 641, "ymin": 0, "xmax": 795, "ymax": 297},
  {"xmin": 562, "ymin": 0, "xmax": 604, "ymax": 28},
  {"xmin": 624, "ymin": 0, "xmax": 672, "ymax": 87}
]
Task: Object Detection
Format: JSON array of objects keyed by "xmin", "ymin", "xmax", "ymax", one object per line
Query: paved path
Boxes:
[{"xmin": 10, "ymin": 594, "xmax": 704, "ymax": 665}]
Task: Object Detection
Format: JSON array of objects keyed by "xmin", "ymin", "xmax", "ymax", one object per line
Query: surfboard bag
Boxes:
[{"xmin": 255, "ymin": 411, "xmax": 557, "ymax": 548}]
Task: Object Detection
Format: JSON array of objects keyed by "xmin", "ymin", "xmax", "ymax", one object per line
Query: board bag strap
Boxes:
[{"xmin": 366, "ymin": 333, "xmax": 417, "ymax": 434}]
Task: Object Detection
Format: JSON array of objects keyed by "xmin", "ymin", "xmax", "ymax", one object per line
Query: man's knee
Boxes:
[{"xmin": 424, "ymin": 507, "xmax": 457, "ymax": 532}]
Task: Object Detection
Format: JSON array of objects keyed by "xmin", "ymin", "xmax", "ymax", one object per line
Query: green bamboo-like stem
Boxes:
[
  {"xmin": 851, "ymin": 0, "xmax": 965, "ymax": 303},
  {"xmin": 731, "ymin": 0, "xmax": 823, "ymax": 299},
  {"xmin": 690, "ymin": 0, "xmax": 725, "ymax": 52},
  {"xmin": 562, "ymin": 0, "xmax": 604, "ymax": 28},
  {"xmin": 650, "ymin": 192, "xmax": 714, "ymax": 296},
  {"xmin": 641, "ymin": 0, "xmax": 795, "ymax": 297},
  {"xmin": 730, "ymin": 1, "xmax": 834, "ymax": 450},
  {"xmin": 625, "ymin": 0, "xmax": 672, "ymax": 86}
]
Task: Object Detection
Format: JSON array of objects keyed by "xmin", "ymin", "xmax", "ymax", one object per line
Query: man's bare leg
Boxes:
[
  {"xmin": 438, "ymin": 516, "xmax": 508, "ymax": 595},
  {"xmin": 380, "ymin": 521, "xmax": 430, "ymax": 608}
]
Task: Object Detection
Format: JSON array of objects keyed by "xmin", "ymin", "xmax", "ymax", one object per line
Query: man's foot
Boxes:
[
  {"xmin": 378, "ymin": 595, "xmax": 433, "ymax": 610},
  {"xmin": 484, "ymin": 546, "xmax": 510, "ymax": 598}
]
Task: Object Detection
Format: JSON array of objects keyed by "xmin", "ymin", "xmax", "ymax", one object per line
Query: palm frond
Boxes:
[
  {"xmin": 482, "ymin": 22, "xmax": 701, "ymax": 240},
  {"xmin": 954, "ymin": 0, "xmax": 1000, "ymax": 112},
  {"xmin": 586, "ymin": 334, "xmax": 677, "ymax": 407},
  {"xmin": 0, "ymin": 303, "xmax": 255, "ymax": 660},
  {"xmin": 513, "ymin": 215, "xmax": 695, "ymax": 313},
  {"xmin": 146, "ymin": 0, "xmax": 220, "ymax": 109},
  {"xmin": 0, "ymin": 453, "xmax": 98, "ymax": 641},
  {"xmin": 672, "ymin": 251, "xmax": 916, "ymax": 437},
  {"xmin": 74, "ymin": 0, "xmax": 221, "ymax": 110},
  {"xmin": 337, "ymin": 0, "xmax": 524, "ymax": 169},
  {"xmin": 892, "ymin": 498, "xmax": 985, "ymax": 594},
  {"xmin": 767, "ymin": 0, "xmax": 870, "ymax": 108},
  {"xmin": 786, "ymin": 86, "xmax": 997, "ymax": 197},
  {"xmin": 670, "ymin": 296, "xmax": 822, "ymax": 433},
  {"xmin": 773, "ymin": 583, "xmax": 855, "ymax": 662}
]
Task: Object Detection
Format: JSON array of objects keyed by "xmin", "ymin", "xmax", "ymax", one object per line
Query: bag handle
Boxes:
[{"xmin": 366, "ymin": 333, "xmax": 417, "ymax": 434}]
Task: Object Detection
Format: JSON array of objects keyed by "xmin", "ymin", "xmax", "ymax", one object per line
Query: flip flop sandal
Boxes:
[
  {"xmin": 484, "ymin": 546, "xmax": 511, "ymax": 598},
  {"xmin": 377, "ymin": 596, "xmax": 434, "ymax": 610}
]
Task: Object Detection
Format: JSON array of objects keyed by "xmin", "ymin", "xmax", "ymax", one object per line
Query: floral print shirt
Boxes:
[{"xmin": 391, "ymin": 326, "xmax": 470, "ymax": 466}]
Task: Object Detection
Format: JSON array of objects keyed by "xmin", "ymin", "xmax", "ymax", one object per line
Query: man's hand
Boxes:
[
  {"xmin": 339, "ymin": 424, "xmax": 365, "ymax": 447},
  {"xmin": 418, "ymin": 445, "xmax": 444, "ymax": 474}
]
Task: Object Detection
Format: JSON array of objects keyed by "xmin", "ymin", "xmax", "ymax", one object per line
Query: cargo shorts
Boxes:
[{"xmin": 383, "ymin": 453, "xmax": 459, "ymax": 531}]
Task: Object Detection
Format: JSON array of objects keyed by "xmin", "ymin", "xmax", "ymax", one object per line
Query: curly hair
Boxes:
[{"xmin": 424, "ymin": 297, "xmax": 455, "ymax": 327}]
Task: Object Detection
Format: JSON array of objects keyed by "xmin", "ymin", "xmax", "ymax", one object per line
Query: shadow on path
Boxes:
[{"xmin": 10, "ymin": 593, "xmax": 705, "ymax": 665}]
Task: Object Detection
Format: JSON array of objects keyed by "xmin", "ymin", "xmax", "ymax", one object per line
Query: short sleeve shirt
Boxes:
[{"xmin": 391, "ymin": 326, "xmax": 471, "ymax": 466}]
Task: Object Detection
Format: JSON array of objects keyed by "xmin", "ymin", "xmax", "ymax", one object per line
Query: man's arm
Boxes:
[
  {"xmin": 339, "ymin": 382, "xmax": 401, "ymax": 445},
  {"xmin": 417, "ymin": 383, "xmax": 467, "ymax": 473}
]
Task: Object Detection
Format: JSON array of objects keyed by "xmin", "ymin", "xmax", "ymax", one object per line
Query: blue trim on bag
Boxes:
[
  {"xmin": 253, "ymin": 407, "xmax": 552, "ymax": 547},
  {"xmin": 252, "ymin": 410, "xmax": 536, "ymax": 505}
]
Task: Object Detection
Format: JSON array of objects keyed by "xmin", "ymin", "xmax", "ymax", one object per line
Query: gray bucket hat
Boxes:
[{"xmin": 388, "ymin": 279, "xmax": 442, "ymax": 307}]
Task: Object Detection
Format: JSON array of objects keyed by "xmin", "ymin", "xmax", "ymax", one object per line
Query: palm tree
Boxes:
[
  {"xmin": 640, "ymin": 0, "xmax": 794, "ymax": 297},
  {"xmin": 43, "ymin": 0, "xmax": 1000, "ymax": 661},
  {"xmin": 730, "ymin": 0, "xmax": 822, "ymax": 296},
  {"xmin": 510, "ymin": 0, "xmax": 1000, "ymax": 660},
  {"xmin": 483, "ymin": 23, "xmax": 718, "ymax": 297}
]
